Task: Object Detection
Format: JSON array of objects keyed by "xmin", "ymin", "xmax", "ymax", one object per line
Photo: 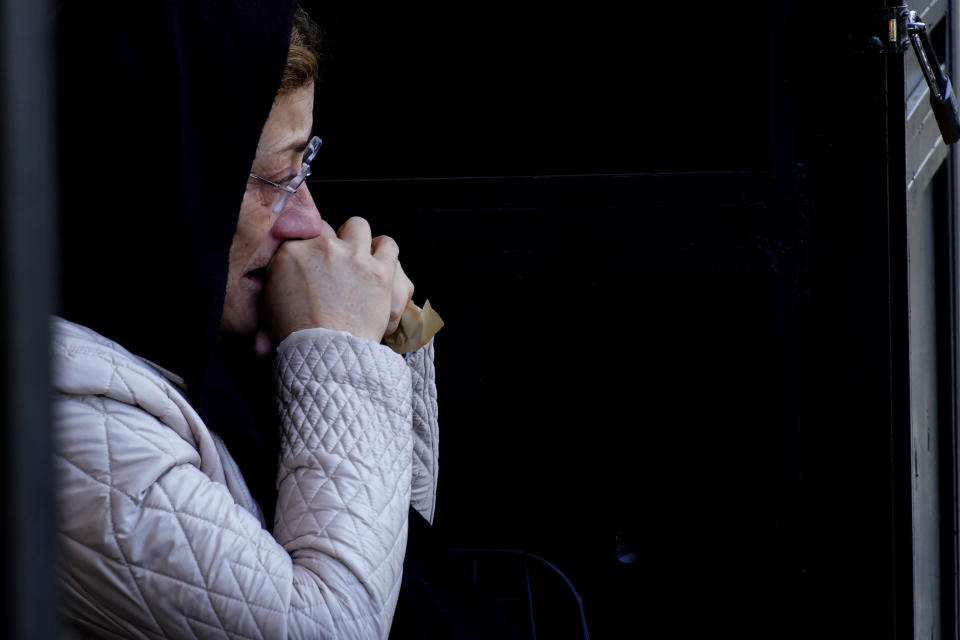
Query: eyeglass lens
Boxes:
[{"xmin": 271, "ymin": 136, "xmax": 322, "ymax": 214}]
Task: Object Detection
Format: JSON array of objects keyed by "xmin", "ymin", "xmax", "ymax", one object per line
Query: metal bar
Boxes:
[
  {"xmin": 935, "ymin": 147, "xmax": 960, "ymax": 640},
  {"xmin": 451, "ymin": 548, "xmax": 591, "ymax": 639},
  {"xmin": 924, "ymin": 11, "xmax": 960, "ymax": 640},
  {"xmin": 884, "ymin": 39, "xmax": 918, "ymax": 640},
  {"xmin": 523, "ymin": 558, "xmax": 536, "ymax": 640},
  {"xmin": 0, "ymin": 0, "xmax": 59, "ymax": 638},
  {"xmin": 910, "ymin": 29, "xmax": 944, "ymax": 101}
]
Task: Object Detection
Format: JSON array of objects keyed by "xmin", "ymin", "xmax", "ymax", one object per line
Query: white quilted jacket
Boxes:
[{"xmin": 51, "ymin": 317, "xmax": 439, "ymax": 639}]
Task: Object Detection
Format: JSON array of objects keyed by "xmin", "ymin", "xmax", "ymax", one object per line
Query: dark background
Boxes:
[
  {"xmin": 291, "ymin": 1, "xmax": 928, "ymax": 638},
  {"xmin": 299, "ymin": 2, "xmax": 810, "ymax": 638}
]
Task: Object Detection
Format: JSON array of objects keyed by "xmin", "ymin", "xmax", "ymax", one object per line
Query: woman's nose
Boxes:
[{"xmin": 271, "ymin": 184, "xmax": 324, "ymax": 239}]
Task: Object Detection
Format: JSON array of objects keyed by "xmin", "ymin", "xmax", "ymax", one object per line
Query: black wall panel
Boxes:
[{"xmin": 297, "ymin": 2, "xmax": 938, "ymax": 638}]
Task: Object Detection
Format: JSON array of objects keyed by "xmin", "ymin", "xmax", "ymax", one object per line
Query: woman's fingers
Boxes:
[
  {"xmin": 338, "ymin": 216, "xmax": 373, "ymax": 251},
  {"xmin": 385, "ymin": 261, "xmax": 414, "ymax": 337},
  {"xmin": 263, "ymin": 217, "xmax": 407, "ymax": 344},
  {"xmin": 371, "ymin": 234, "xmax": 400, "ymax": 265}
]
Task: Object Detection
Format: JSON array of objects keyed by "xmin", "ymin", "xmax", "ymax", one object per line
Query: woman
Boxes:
[{"xmin": 54, "ymin": 3, "xmax": 438, "ymax": 638}]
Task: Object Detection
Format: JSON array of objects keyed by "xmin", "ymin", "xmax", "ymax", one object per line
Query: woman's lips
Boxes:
[{"xmin": 246, "ymin": 266, "xmax": 268, "ymax": 280}]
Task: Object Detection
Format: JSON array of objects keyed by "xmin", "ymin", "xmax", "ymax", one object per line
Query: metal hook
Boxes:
[{"xmin": 905, "ymin": 10, "xmax": 960, "ymax": 143}]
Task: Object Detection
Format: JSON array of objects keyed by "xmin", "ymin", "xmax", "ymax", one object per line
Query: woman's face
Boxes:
[{"xmin": 221, "ymin": 82, "xmax": 323, "ymax": 339}]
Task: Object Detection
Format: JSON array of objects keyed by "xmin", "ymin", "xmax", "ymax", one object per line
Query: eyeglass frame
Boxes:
[{"xmin": 248, "ymin": 135, "xmax": 322, "ymax": 214}]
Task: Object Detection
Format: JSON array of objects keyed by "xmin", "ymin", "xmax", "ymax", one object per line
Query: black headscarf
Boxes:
[{"xmin": 56, "ymin": 0, "xmax": 296, "ymax": 516}]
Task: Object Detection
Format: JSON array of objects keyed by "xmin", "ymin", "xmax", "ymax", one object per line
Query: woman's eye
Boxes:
[{"xmin": 264, "ymin": 167, "xmax": 298, "ymax": 186}]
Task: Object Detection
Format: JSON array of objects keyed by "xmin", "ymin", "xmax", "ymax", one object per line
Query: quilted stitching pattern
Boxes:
[
  {"xmin": 53, "ymin": 319, "xmax": 419, "ymax": 639},
  {"xmin": 273, "ymin": 329, "xmax": 412, "ymax": 639},
  {"xmin": 56, "ymin": 396, "xmax": 292, "ymax": 640},
  {"xmin": 405, "ymin": 339, "xmax": 439, "ymax": 522}
]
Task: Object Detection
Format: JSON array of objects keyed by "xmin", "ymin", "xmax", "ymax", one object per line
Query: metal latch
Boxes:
[
  {"xmin": 866, "ymin": 7, "xmax": 960, "ymax": 144},
  {"xmin": 906, "ymin": 10, "xmax": 960, "ymax": 144}
]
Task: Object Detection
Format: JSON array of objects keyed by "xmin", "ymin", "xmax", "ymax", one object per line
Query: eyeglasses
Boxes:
[{"xmin": 248, "ymin": 135, "xmax": 322, "ymax": 214}]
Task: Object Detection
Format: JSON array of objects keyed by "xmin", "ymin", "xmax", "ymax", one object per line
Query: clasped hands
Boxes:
[{"xmin": 262, "ymin": 216, "xmax": 414, "ymax": 347}]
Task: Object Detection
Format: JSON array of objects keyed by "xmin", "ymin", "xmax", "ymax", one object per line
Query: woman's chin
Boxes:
[{"xmin": 219, "ymin": 304, "xmax": 259, "ymax": 339}]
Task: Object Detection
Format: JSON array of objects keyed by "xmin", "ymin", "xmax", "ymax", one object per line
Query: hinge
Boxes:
[{"xmin": 861, "ymin": 6, "xmax": 911, "ymax": 54}]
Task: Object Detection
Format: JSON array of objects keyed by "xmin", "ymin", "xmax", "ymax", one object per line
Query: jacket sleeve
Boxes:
[
  {"xmin": 404, "ymin": 338, "xmax": 439, "ymax": 523},
  {"xmin": 55, "ymin": 329, "xmax": 413, "ymax": 640}
]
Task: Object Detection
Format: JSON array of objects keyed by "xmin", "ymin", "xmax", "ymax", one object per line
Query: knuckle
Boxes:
[
  {"xmin": 377, "ymin": 234, "xmax": 398, "ymax": 252},
  {"xmin": 375, "ymin": 262, "xmax": 394, "ymax": 286},
  {"xmin": 318, "ymin": 218, "xmax": 337, "ymax": 238},
  {"xmin": 346, "ymin": 215, "xmax": 371, "ymax": 231}
]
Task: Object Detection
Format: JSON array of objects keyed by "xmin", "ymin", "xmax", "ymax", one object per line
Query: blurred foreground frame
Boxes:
[{"xmin": 1, "ymin": 0, "xmax": 59, "ymax": 638}]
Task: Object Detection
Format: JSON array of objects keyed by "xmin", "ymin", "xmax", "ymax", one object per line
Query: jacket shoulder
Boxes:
[{"xmin": 51, "ymin": 316, "xmax": 233, "ymax": 498}]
